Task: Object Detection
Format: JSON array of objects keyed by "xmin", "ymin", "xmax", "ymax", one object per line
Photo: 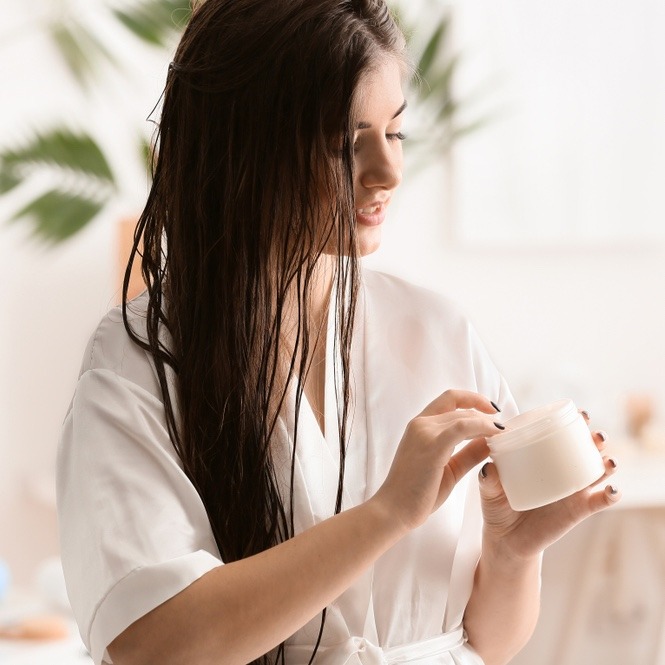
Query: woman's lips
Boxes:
[{"xmin": 356, "ymin": 201, "xmax": 388, "ymax": 227}]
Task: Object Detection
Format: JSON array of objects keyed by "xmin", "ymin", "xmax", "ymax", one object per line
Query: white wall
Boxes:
[
  {"xmin": 449, "ymin": 0, "xmax": 665, "ymax": 244},
  {"xmin": 0, "ymin": 219, "xmax": 116, "ymax": 586},
  {"xmin": 1, "ymin": 0, "xmax": 664, "ymax": 599}
]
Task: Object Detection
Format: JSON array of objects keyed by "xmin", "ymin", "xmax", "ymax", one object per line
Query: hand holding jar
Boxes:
[{"xmin": 479, "ymin": 400, "xmax": 620, "ymax": 561}]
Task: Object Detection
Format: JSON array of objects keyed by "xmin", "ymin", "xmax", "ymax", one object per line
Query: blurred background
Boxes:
[{"xmin": 1, "ymin": 0, "xmax": 664, "ymax": 662}]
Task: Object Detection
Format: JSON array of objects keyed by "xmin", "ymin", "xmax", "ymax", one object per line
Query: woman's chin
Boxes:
[
  {"xmin": 358, "ymin": 227, "xmax": 382, "ymax": 257},
  {"xmin": 320, "ymin": 227, "xmax": 382, "ymax": 257}
]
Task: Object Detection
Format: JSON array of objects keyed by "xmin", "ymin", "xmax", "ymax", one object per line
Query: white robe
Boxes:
[{"xmin": 56, "ymin": 268, "xmax": 518, "ymax": 665}]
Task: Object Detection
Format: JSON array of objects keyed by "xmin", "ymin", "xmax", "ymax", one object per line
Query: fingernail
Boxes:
[
  {"xmin": 494, "ymin": 421, "xmax": 505, "ymax": 430},
  {"xmin": 597, "ymin": 430, "xmax": 608, "ymax": 442},
  {"xmin": 480, "ymin": 462, "xmax": 489, "ymax": 478},
  {"xmin": 608, "ymin": 485, "xmax": 619, "ymax": 495},
  {"xmin": 608, "ymin": 457, "xmax": 617, "ymax": 468},
  {"xmin": 580, "ymin": 409, "xmax": 590, "ymax": 420},
  {"xmin": 490, "ymin": 400, "xmax": 501, "ymax": 413}
]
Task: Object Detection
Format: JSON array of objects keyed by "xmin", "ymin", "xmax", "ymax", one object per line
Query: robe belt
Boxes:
[{"xmin": 287, "ymin": 626, "xmax": 467, "ymax": 664}]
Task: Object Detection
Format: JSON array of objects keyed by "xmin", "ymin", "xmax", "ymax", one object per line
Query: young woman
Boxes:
[{"xmin": 56, "ymin": 1, "xmax": 620, "ymax": 664}]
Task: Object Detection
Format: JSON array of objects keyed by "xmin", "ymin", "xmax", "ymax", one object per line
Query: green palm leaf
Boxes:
[
  {"xmin": 48, "ymin": 17, "xmax": 116, "ymax": 88},
  {"xmin": 417, "ymin": 17, "xmax": 450, "ymax": 81},
  {"xmin": 421, "ymin": 53, "xmax": 460, "ymax": 102},
  {"xmin": 1, "ymin": 129, "xmax": 116, "ymax": 243},
  {"xmin": 0, "ymin": 168, "xmax": 21, "ymax": 195},
  {"xmin": 138, "ymin": 133, "xmax": 155, "ymax": 176},
  {"xmin": 112, "ymin": 0, "xmax": 192, "ymax": 47},
  {"xmin": 2, "ymin": 129, "xmax": 115, "ymax": 184},
  {"xmin": 1, "ymin": 2, "xmax": 193, "ymax": 244},
  {"xmin": 451, "ymin": 116, "xmax": 494, "ymax": 141},
  {"xmin": 10, "ymin": 190, "xmax": 106, "ymax": 243}
]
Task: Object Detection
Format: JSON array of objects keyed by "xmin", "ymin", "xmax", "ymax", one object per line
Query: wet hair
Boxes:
[{"xmin": 123, "ymin": 1, "xmax": 405, "ymax": 662}]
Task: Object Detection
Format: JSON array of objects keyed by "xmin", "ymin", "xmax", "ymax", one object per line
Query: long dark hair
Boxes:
[{"xmin": 122, "ymin": 1, "xmax": 405, "ymax": 662}]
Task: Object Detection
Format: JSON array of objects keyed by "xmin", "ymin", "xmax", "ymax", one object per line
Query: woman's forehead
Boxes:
[{"xmin": 353, "ymin": 58, "xmax": 406, "ymax": 124}]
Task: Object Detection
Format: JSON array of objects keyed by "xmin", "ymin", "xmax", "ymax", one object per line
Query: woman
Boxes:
[{"xmin": 56, "ymin": 1, "xmax": 620, "ymax": 664}]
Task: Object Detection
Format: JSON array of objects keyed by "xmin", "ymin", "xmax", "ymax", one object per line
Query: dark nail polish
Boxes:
[
  {"xmin": 580, "ymin": 410, "xmax": 590, "ymax": 420},
  {"xmin": 494, "ymin": 421, "xmax": 505, "ymax": 430},
  {"xmin": 608, "ymin": 457, "xmax": 617, "ymax": 468},
  {"xmin": 597, "ymin": 430, "xmax": 608, "ymax": 442},
  {"xmin": 609, "ymin": 485, "xmax": 619, "ymax": 495},
  {"xmin": 480, "ymin": 462, "xmax": 489, "ymax": 478},
  {"xmin": 491, "ymin": 400, "xmax": 501, "ymax": 413}
]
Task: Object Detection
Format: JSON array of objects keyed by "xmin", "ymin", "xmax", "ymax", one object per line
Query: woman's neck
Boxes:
[
  {"xmin": 272, "ymin": 256, "xmax": 339, "ymax": 424},
  {"xmin": 282, "ymin": 256, "xmax": 335, "ymax": 337}
]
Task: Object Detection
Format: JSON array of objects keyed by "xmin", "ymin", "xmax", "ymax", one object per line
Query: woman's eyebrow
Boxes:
[{"xmin": 356, "ymin": 99, "xmax": 408, "ymax": 129}]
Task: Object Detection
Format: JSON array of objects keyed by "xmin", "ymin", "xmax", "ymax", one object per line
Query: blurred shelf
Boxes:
[{"xmin": 608, "ymin": 444, "xmax": 665, "ymax": 509}]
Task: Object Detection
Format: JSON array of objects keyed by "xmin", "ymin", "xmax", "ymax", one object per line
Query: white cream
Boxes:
[{"xmin": 487, "ymin": 399, "xmax": 606, "ymax": 511}]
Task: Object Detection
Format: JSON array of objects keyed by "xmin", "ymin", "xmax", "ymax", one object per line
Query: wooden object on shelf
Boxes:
[
  {"xmin": 625, "ymin": 392, "xmax": 655, "ymax": 439},
  {"xmin": 0, "ymin": 615, "xmax": 69, "ymax": 641}
]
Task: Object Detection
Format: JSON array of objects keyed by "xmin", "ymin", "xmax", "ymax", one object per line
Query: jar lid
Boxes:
[{"xmin": 487, "ymin": 398, "xmax": 579, "ymax": 453}]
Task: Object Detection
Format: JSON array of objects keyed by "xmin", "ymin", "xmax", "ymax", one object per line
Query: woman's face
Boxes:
[{"xmin": 352, "ymin": 56, "xmax": 406, "ymax": 256}]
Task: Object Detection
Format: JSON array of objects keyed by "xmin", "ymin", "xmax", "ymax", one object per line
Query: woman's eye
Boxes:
[{"xmin": 352, "ymin": 131, "xmax": 407, "ymax": 153}]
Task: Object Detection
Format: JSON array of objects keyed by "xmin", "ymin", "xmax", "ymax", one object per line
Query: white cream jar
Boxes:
[{"xmin": 487, "ymin": 399, "xmax": 606, "ymax": 511}]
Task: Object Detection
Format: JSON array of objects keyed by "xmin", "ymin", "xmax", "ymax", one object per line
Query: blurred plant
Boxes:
[
  {"xmin": 0, "ymin": 130, "xmax": 116, "ymax": 241},
  {"xmin": 0, "ymin": 0, "xmax": 191, "ymax": 243},
  {"xmin": 394, "ymin": 2, "xmax": 496, "ymax": 171},
  {"xmin": 0, "ymin": 0, "xmax": 491, "ymax": 243}
]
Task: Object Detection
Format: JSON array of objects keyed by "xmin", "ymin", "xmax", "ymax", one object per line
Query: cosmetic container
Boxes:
[{"xmin": 487, "ymin": 399, "xmax": 606, "ymax": 511}]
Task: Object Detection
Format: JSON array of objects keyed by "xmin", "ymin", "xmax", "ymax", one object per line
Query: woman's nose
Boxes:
[{"xmin": 358, "ymin": 142, "xmax": 403, "ymax": 192}]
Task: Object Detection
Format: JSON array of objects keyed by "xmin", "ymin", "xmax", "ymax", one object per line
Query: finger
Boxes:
[
  {"xmin": 604, "ymin": 455, "xmax": 618, "ymax": 477},
  {"xmin": 439, "ymin": 438, "xmax": 491, "ymax": 505},
  {"xmin": 586, "ymin": 484, "xmax": 621, "ymax": 513},
  {"xmin": 586, "ymin": 455, "xmax": 618, "ymax": 488},
  {"xmin": 433, "ymin": 415, "xmax": 505, "ymax": 448},
  {"xmin": 476, "ymin": 460, "xmax": 507, "ymax": 504},
  {"xmin": 445, "ymin": 437, "xmax": 490, "ymax": 486},
  {"xmin": 548, "ymin": 467, "xmax": 621, "ymax": 521},
  {"xmin": 579, "ymin": 408, "xmax": 591, "ymax": 423},
  {"xmin": 426, "ymin": 408, "xmax": 502, "ymax": 426},
  {"xmin": 592, "ymin": 430, "xmax": 608, "ymax": 452},
  {"xmin": 420, "ymin": 389, "xmax": 501, "ymax": 417}
]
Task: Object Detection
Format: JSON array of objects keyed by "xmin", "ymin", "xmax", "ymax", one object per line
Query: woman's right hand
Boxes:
[{"xmin": 372, "ymin": 390, "xmax": 503, "ymax": 532}]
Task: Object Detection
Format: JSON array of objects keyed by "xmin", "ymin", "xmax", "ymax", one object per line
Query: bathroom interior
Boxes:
[{"xmin": 1, "ymin": 0, "xmax": 664, "ymax": 662}]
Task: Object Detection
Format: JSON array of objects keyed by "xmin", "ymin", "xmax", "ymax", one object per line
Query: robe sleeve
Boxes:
[
  {"xmin": 56, "ymin": 368, "xmax": 223, "ymax": 665},
  {"xmin": 467, "ymin": 321, "xmax": 519, "ymax": 420}
]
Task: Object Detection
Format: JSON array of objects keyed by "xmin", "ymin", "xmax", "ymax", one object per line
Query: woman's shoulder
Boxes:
[
  {"xmin": 362, "ymin": 268, "xmax": 469, "ymax": 327},
  {"xmin": 79, "ymin": 291, "xmax": 161, "ymax": 399},
  {"xmin": 361, "ymin": 267, "xmax": 488, "ymax": 365},
  {"xmin": 361, "ymin": 268, "xmax": 514, "ymax": 408}
]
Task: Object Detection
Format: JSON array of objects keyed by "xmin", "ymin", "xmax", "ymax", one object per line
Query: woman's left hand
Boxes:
[{"xmin": 478, "ymin": 412, "xmax": 621, "ymax": 561}]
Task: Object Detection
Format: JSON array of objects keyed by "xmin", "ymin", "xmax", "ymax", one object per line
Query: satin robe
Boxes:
[{"xmin": 57, "ymin": 268, "xmax": 518, "ymax": 665}]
